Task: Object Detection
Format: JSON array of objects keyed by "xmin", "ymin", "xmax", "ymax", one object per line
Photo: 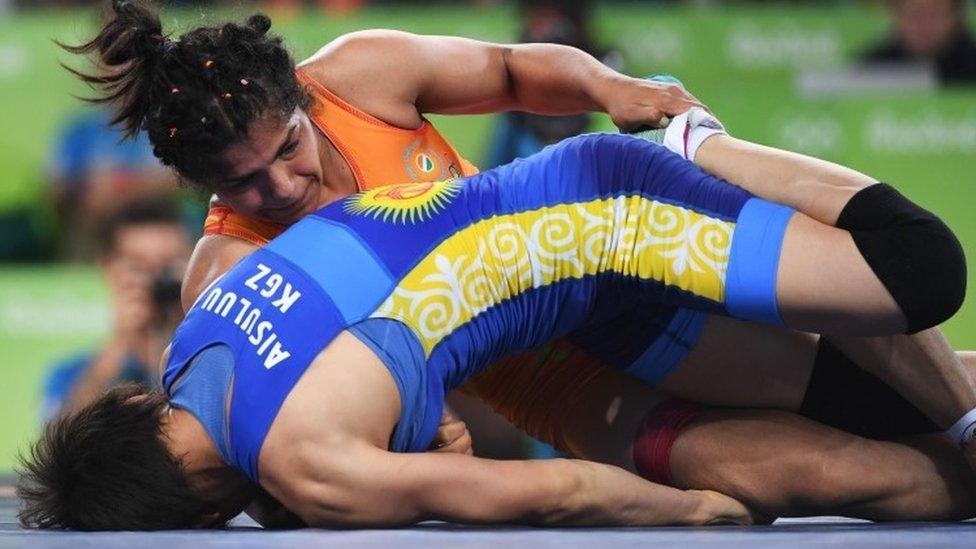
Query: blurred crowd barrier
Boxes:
[{"xmin": 0, "ymin": 1, "xmax": 974, "ymax": 471}]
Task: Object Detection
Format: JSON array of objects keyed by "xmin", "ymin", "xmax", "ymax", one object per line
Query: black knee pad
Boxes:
[
  {"xmin": 836, "ymin": 183, "xmax": 967, "ymax": 333},
  {"xmin": 798, "ymin": 338, "xmax": 937, "ymax": 439}
]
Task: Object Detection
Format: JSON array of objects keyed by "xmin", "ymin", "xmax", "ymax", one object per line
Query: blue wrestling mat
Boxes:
[{"xmin": 2, "ymin": 485, "xmax": 974, "ymax": 548}]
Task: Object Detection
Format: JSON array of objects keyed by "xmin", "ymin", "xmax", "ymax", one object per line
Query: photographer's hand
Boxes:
[{"xmin": 63, "ymin": 259, "xmax": 155, "ymax": 414}]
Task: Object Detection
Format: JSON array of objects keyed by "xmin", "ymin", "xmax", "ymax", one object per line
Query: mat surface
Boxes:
[{"xmin": 3, "ymin": 488, "xmax": 975, "ymax": 549}]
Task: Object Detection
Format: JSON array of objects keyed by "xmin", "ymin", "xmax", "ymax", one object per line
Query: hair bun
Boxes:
[
  {"xmin": 98, "ymin": 0, "xmax": 164, "ymax": 65},
  {"xmin": 245, "ymin": 14, "xmax": 272, "ymax": 35}
]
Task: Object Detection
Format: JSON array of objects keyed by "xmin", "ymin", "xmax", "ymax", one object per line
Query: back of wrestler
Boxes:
[
  {"xmin": 151, "ymin": 131, "xmax": 761, "ymax": 529},
  {"xmin": 164, "ymin": 131, "xmax": 777, "ymax": 481}
]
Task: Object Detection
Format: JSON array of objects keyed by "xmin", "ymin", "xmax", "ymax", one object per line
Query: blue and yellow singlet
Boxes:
[{"xmin": 163, "ymin": 133, "xmax": 795, "ymax": 482}]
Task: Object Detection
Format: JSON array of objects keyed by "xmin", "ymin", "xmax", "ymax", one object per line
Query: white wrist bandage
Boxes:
[{"xmin": 662, "ymin": 107, "xmax": 726, "ymax": 162}]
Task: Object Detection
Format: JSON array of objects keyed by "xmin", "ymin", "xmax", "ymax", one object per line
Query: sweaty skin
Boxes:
[
  {"xmin": 160, "ymin": 334, "xmax": 753, "ymax": 528},
  {"xmin": 161, "ymin": 131, "xmax": 975, "ymax": 527},
  {"xmin": 534, "ymin": 358, "xmax": 976, "ymax": 522},
  {"xmin": 182, "ymin": 30, "xmax": 704, "ymax": 311}
]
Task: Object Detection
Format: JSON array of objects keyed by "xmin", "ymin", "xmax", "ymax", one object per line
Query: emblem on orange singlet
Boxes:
[
  {"xmin": 403, "ymin": 139, "xmax": 447, "ymax": 180},
  {"xmin": 343, "ymin": 180, "xmax": 462, "ymax": 224}
]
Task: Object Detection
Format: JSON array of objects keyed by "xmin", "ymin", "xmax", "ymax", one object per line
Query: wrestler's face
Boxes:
[{"xmin": 209, "ymin": 109, "xmax": 326, "ymax": 226}]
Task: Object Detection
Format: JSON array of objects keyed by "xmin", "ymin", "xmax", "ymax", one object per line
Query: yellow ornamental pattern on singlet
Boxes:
[{"xmin": 373, "ymin": 196, "xmax": 735, "ymax": 356}]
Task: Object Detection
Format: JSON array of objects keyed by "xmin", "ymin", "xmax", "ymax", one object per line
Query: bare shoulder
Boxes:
[
  {"xmin": 257, "ymin": 330, "xmax": 403, "ymax": 523},
  {"xmin": 182, "ymin": 234, "xmax": 259, "ymax": 311},
  {"xmin": 298, "ymin": 29, "xmax": 417, "ymax": 77},
  {"xmin": 297, "ymin": 30, "xmax": 425, "ymax": 128}
]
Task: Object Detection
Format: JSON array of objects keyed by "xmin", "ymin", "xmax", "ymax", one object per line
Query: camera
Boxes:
[{"xmin": 150, "ymin": 268, "xmax": 183, "ymax": 309}]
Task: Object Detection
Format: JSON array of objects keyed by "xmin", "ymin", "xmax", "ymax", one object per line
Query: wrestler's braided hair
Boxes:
[{"xmin": 59, "ymin": 0, "xmax": 311, "ymax": 183}]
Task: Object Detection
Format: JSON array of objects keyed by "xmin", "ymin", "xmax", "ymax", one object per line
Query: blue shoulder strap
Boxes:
[{"xmin": 164, "ymin": 249, "xmax": 344, "ymax": 482}]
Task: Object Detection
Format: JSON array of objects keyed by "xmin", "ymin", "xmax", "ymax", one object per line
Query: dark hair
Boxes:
[
  {"xmin": 59, "ymin": 0, "xmax": 311, "ymax": 183},
  {"xmin": 17, "ymin": 385, "xmax": 210, "ymax": 530},
  {"xmin": 97, "ymin": 195, "xmax": 184, "ymax": 255}
]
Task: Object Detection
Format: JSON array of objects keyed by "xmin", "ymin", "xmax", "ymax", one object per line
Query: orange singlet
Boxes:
[
  {"xmin": 203, "ymin": 68, "xmax": 479, "ymax": 246},
  {"xmin": 201, "ymin": 68, "xmax": 605, "ymax": 450}
]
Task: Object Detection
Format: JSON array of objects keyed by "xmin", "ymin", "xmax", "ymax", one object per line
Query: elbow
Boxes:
[{"xmin": 499, "ymin": 45, "xmax": 518, "ymax": 107}]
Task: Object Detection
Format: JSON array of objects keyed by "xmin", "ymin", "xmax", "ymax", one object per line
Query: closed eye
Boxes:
[
  {"xmin": 280, "ymin": 139, "xmax": 299, "ymax": 158},
  {"xmin": 219, "ymin": 177, "xmax": 252, "ymax": 192}
]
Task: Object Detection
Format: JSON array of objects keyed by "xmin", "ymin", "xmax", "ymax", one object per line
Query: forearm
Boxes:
[
  {"xmin": 411, "ymin": 457, "xmax": 721, "ymax": 527},
  {"xmin": 504, "ymin": 43, "xmax": 619, "ymax": 116},
  {"xmin": 289, "ymin": 452, "xmax": 735, "ymax": 528},
  {"xmin": 537, "ymin": 459, "xmax": 711, "ymax": 527}
]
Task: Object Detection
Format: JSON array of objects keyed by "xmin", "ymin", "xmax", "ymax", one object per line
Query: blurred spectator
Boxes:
[
  {"xmin": 47, "ymin": 108, "xmax": 178, "ymax": 260},
  {"xmin": 484, "ymin": 0, "xmax": 621, "ymax": 167},
  {"xmin": 862, "ymin": 0, "xmax": 976, "ymax": 85},
  {"xmin": 40, "ymin": 197, "xmax": 191, "ymax": 421}
]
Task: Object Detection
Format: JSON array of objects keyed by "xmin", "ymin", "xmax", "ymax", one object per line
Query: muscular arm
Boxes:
[
  {"xmin": 258, "ymin": 332, "xmax": 749, "ymax": 528},
  {"xmin": 301, "ymin": 30, "xmax": 703, "ymax": 131},
  {"xmin": 268, "ymin": 440, "xmax": 746, "ymax": 528}
]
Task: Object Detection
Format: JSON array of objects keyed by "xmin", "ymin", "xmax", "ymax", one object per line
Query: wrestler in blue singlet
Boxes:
[{"xmin": 163, "ymin": 133, "xmax": 795, "ymax": 482}]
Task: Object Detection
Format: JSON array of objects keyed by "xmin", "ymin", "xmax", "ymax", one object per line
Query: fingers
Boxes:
[
  {"xmin": 432, "ymin": 429, "xmax": 474, "ymax": 456},
  {"xmin": 107, "ymin": 259, "xmax": 156, "ymax": 336},
  {"xmin": 433, "ymin": 418, "xmax": 467, "ymax": 445},
  {"xmin": 431, "ymin": 415, "xmax": 474, "ymax": 455}
]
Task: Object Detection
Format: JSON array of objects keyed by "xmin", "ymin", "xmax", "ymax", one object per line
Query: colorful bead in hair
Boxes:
[
  {"xmin": 240, "ymin": 78, "xmax": 250, "ymax": 86},
  {"xmin": 204, "ymin": 59, "xmax": 214, "ymax": 68},
  {"xmin": 168, "ymin": 127, "xmax": 178, "ymax": 138},
  {"xmin": 222, "ymin": 92, "xmax": 233, "ymax": 100},
  {"xmin": 170, "ymin": 87, "xmax": 180, "ymax": 95}
]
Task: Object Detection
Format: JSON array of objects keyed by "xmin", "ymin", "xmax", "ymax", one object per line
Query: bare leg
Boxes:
[
  {"xmin": 659, "ymin": 317, "xmax": 976, "ymax": 425},
  {"xmin": 671, "ymin": 410, "xmax": 976, "ymax": 521},
  {"xmin": 693, "ymin": 135, "xmax": 975, "ymax": 431},
  {"xmin": 538, "ymin": 363, "xmax": 976, "ymax": 521},
  {"xmin": 657, "ymin": 315, "xmax": 817, "ymax": 410}
]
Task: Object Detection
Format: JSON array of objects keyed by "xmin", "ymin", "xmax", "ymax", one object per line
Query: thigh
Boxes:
[
  {"xmin": 776, "ymin": 213, "xmax": 905, "ymax": 334},
  {"xmin": 657, "ymin": 315, "xmax": 818, "ymax": 410}
]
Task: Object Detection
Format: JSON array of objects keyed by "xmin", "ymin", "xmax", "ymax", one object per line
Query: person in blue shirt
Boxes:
[
  {"xmin": 47, "ymin": 109, "xmax": 178, "ymax": 259},
  {"xmin": 40, "ymin": 198, "xmax": 191, "ymax": 420}
]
